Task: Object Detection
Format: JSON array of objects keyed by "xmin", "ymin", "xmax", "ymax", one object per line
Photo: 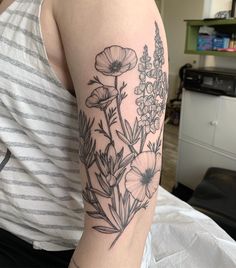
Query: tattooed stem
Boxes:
[
  {"xmin": 111, "ymin": 187, "xmax": 117, "ymax": 212},
  {"xmin": 126, "ymin": 199, "xmax": 142, "ymax": 227},
  {"xmin": 85, "ymin": 167, "xmax": 92, "ymax": 188},
  {"xmin": 110, "ymin": 231, "xmax": 123, "ymax": 249},
  {"xmin": 110, "ymin": 198, "xmax": 140, "ymax": 249},
  {"xmin": 104, "ymin": 108, "xmax": 113, "ymax": 144},
  {"xmin": 115, "ymin": 77, "xmax": 138, "ymax": 155},
  {"xmin": 115, "ymin": 76, "xmax": 126, "ymax": 134},
  {"xmin": 140, "ymin": 129, "xmax": 147, "ymax": 153},
  {"xmin": 130, "ymin": 199, "xmax": 139, "ymax": 215}
]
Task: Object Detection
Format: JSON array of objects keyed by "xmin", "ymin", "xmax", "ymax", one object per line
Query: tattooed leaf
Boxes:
[
  {"xmin": 119, "ymin": 194, "xmax": 125, "ymax": 226},
  {"xmin": 124, "ymin": 120, "xmax": 133, "ymax": 141},
  {"xmin": 109, "ymin": 204, "xmax": 123, "ymax": 229},
  {"xmin": 96, "ymin": 173, "xmax": 111, "ymax": 195},
  {"xmin": 121, "ymin": 92, "xmax": 128, "ymax": 101},
  {"xmin": 93, "ymin": 226, "xmax": 119, "ymax": 234},
  {"xmin": 117, "ymin": 147, "xmax": 124, "ymax": 159},
  {"xmin": 116, "ymin": 131, "xmax": 130, "ymax": 145},
  {"xmin": 95, "ymin": 120, "xmax": 110, "ymax": 140},
  {"xmin": 95, "ymin": 153, "xmax": 107, "ymax": 176},
  {"xmin": 133, "ymin": 118, "xmax": 142, "ymax": 140},
  {"xmin": 78, "ymin": 111, "xmax": 96, "ymax": 168},
  {"xmin": 124, "ymin": 192, "xmax": 131, "ymax": 223},
  {"xmin": 89, "ymin": 188, "xmax": 111, "ymax": 198},
  {"xmin": 87, "ymin": 211, "xmax": 105, "ymax": 220},
  {"xmin": 82, "ymin": 190, "xmax": 90, "ymax": 203},
  {"xmin": 115, "ymin": 168, "xmax": 126, "ymax": 185},
  {"xmin": 88, "ymin": 75, "xmax": 103, "ymax": 86},
  {"xmin": 88, "ymin": 80, "xmax": 97, "ymax": 85},
  {"xmin": 120, "ymin": 82, "xmax": 127, "ymax": 92},
  {"xmin": 120, "ymin": 153, "xmax": 134, "ymax": 168}
]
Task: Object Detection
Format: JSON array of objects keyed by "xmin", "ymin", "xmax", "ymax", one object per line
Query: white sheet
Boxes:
[{"xmin": 149, "ymin": 186, "xmax": 236, "ymax": 267}]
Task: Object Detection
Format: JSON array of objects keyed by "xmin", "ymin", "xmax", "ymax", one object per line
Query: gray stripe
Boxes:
[
  {"xmin": 0, "ymin": 212, "xmax": 44, "ymax": 233},
  {"xmin": 0, "ymin": 152, "xmax": 54, "ymax": 163},
  {"xmin": 23, "ymin": 126, "xmax": 79, "ymax": 142},
  {"xmin": 0, "ymin": 87, "xmax": 77, "ymax": 119},
  {"xmin": 15, "ymin": 0, "xmax": 41, "ymax": 3},
  {"xmin": 0, "ymin": 126, "xmax": 25, "ymax": 135},
  {"xmin": 5, "ymin": 10, "xmax": 39, "ymax": 22},
  {"xmin": 0, "ymin": 187, "xmax": 74, "ymax": 202},
  {"xmin": 0, "ymin": 126, "xmax": 79, "ymax": 153},
  {"xmin": 0, "ymin": 71, "xmax": 77, "ymax": 106},
  {"xmin": 0, "ymin": 187, "xmax": 83, "ymax": 213},
  {"xmin": 5, "ymin": 106, "xmax": 79, "ymax": 131},
  {"xmin": 33, "ymin": 142, "xmax": 79, "ymax": 154},
  {"xmin": 0, "ymin": 148, "xmax": 11, "ymax": 172},
  {"xmin": 0, "ymin": 54, "xmax": 65, "ymax": 90},
  {"xmin": 0, "ymin": 177, "xmax": 81, "ymax": 193},
  {"xmin": 0, "ymin": 36, "xmax": 49, "ymax": 65},
  {"xmin": 0, "ymin": 188, "xmax": 84, "ymax": 216},
  {"xmin": 44, "ymin": 239, "xmax": 79, "ymax": 248},
  {"xmin": 0, "ymin": 208, "xmax": 82, "ymax": 231},
  {"xmin": 4, "ymin": 141, "xmax": 76, "ymax": 162},
  {"xmin": 0, "ymin": 21, "xmax": 43, "ymax": 43},
  {"xmin": 3, "ymin": 166, "xmax": 81, "ymax": 185},
  {"xmin": 5, "ymin": 141, "xmax": 38, "ymax": 149},
  {"xmin": 0, "ymin": 116, "xmax": 79, "ymax": 141},
  {"xmin": 0, "ymin": 199, "xmax": 83, "ymax": 220},
  {"xmin": 0, "ymin": 151, "xmax": 80, "ymax": 173},
  {"xmin": 0, "ymin": 149, "xmax": 80, "ymax": 175}
]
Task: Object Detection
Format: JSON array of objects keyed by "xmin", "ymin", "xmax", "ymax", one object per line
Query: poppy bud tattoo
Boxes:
[{"xmin": 78, "ymin": 22, "xmax": 168, "ymax": 249}]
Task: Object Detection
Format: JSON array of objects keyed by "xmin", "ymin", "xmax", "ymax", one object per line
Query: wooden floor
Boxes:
[{"xmin": 161, "ymin": 123, "xmax": 179, "ymax": 192}]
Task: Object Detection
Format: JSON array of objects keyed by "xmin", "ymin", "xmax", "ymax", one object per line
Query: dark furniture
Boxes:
[{"xmin": 188, "ymin": 167, "xmax": 236, "ymax": 241}]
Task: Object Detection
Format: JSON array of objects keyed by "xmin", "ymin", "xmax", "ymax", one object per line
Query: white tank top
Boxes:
[{"xmin": 0, "ymin": 0, "xmax": 84, "ymax": 251}]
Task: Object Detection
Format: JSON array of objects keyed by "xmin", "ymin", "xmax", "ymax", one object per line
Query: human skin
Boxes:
[
  {"xmin": 1, "ymin": 0, "xmax": 168, "ymax": 267},
  {"xmin": 53, "ymin": 1, "xmax": 168, "ymax": 267}
]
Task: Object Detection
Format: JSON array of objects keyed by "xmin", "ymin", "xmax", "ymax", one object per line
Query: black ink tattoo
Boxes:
[
  {"xmin": 78, "ymin": 22, "xmax": 168, "ymax": 249},
  {"xmin": 0, "ymin": 148, "xmax": 11, "ymax": 172}
]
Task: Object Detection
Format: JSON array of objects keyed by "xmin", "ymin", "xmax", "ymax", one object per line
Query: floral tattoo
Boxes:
[{"xmin": 78, "ymin": 22, "xmax": 168, "ymax": 248}]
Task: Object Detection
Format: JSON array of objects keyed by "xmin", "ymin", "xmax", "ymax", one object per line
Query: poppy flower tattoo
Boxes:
[
  {"xmin": 78, "ymin": 22, "xmax": 168, "ymax": 249},
  {"xmin": 125, "ymin": 152, "xmax": 161, "ymax": 202},
  {"xmin": 95, "ymin": 45, "xmax": 138, "ymax": 76}
]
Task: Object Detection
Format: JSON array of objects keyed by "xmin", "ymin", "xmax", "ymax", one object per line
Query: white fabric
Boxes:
[
  {"xmin": 0, "ymin": 0, "xmax": 83, "ymax": 251},
  {"xmin": 149, "ymin": 187, "xmax": 236, "ymax": 267}
]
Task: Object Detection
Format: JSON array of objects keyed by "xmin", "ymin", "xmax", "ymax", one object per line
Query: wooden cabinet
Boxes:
[
  {"xmin": 185, "ymin": 19, "xmax": 236, "ymax": 57},
  {"xmin": 176, "ymin": 90, "xmax": 236, "ymax": 189}
]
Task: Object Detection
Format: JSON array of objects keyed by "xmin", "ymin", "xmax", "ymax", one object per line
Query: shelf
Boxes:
[
  {"xmin": 184, "ymin": 18, "xmax": 236, "ymax": 26},
  {"xmin": 185, "ymin": 19, "xmax": 236, "ymax": 57},
  {"xmin": 185, "ymin": 50, "xmax": 236, "ymax": 57}
]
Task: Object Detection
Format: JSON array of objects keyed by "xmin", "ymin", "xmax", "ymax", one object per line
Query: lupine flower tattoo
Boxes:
[{"xmin": 78, "ymin": 22, "xmax": 168, "ymax": 248}]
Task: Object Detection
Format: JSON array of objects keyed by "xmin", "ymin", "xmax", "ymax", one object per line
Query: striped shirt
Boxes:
[{"xmin": 0, "ymin": 0, "xmax": 84, "ymax": 251}]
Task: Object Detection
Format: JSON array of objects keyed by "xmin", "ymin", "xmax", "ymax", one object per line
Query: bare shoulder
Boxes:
[
  {"xmin": 52, "ymin": 0, "xmax": 162, "ymax": 29},
  {"xmin": 52, "ymin": 0, "xmax": 167, "ymax": 66}
]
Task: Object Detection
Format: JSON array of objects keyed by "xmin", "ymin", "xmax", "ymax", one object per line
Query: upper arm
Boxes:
[{"xmin": 54, "ymin": 1, "xmax": 168, "ymax": 267}]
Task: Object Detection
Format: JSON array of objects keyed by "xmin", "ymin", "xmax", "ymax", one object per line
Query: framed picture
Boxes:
[{"xmin": 231, "ymin": 0, "xmax": 236, "ymax": 17}]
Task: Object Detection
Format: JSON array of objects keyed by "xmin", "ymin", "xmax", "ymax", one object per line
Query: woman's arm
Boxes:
[{"xmin": 54, "ymin": 1, "xmax": 168, "ymax": 267}]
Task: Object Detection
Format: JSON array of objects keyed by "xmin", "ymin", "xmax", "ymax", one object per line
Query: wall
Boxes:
[
  {"xmin": 161, "ymin": 0, "xmax": 204, "ymax": 100},
  {"xmin": 202, "ymin": 0, "xmax": 236, "ymax": 69},
  {"xmin": 204, "ymin": 0, "xmax": 232, "ymax": 18}
]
